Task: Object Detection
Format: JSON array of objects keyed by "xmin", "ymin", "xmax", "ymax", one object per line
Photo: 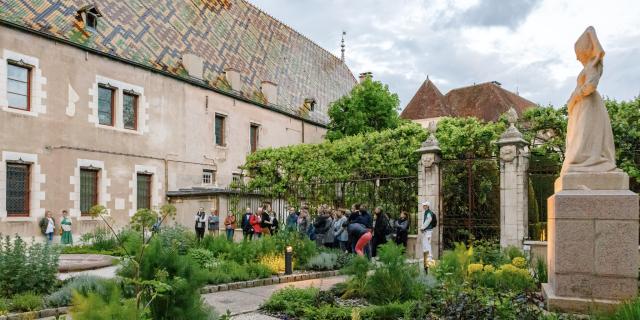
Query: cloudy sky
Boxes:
[{"xmin": 250, "ymin": 0, "xmax": 640, "ymax": 109}]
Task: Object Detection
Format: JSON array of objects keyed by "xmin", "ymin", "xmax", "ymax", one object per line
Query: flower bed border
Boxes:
[
  {"xmin": 0, "ymin": 270, "xmax": 340, "ymax": 319},
  {"xmin": 200, "ymin": 270, "xmax": 340, "ymax": 294}
]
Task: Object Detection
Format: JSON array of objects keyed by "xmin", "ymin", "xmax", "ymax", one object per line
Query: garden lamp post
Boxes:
[{"xmin": 285, "ymin": 245, "xmax": 293, "ymax": 275}]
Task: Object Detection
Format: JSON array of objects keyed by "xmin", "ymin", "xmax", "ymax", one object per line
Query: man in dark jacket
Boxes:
[
  {"xmin": 241, "ymin": 208, "xmax": 254, "ymax": 241},
  {"xmin": 372, "ymin": 207, "xmax": 390, "ymax": 257},
  {"xmin": 313, "ymin": 208, "xmax": 332, "ymax": 247},
  {"xmin": 347, "ymin": 204, "xmax": 373, "ymax": 257}
]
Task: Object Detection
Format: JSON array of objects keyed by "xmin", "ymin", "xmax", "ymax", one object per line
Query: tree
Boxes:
[{"xmin": 326, "ymin": 77, "xmax": 401, "ymax": 141}]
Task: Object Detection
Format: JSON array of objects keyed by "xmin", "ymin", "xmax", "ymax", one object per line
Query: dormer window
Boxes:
[
  {"xmin": 78, "ymin": 5, "xmax": 103, "ymax": 33},
  {"xmin": 304, "ymin": 98, "xmax": 317, "ymax": 112}
]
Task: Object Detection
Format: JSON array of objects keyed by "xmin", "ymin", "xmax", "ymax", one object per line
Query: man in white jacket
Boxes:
[{"xmin": 420, "ymin": 201, "xmax": 436, "ymax": 273}]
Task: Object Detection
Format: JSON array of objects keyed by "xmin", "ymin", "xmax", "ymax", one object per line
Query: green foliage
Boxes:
[
  {"xmin": 243, "ymin": 123, "xmax": 427, "ymax": 192},
  {"xmin": 9, "ymin": 292, "xmax": 43, "ymax": 312},
  {"xmin": 0, "ymin": 235, "xmax": 59, "ymax": 296},
  {"xmin": 433, "ymin": 243, "xmax": 473, "ymax": 285},
  {"xmin": 470, "ymin": 239, "xmax": 508, "ymax": 267},
  {"xmin": 261, "ymin": 286, "xmax": 319, "ymax": 318},
  {"xmin": 607, "ymin": 98, "xmax": 640, "ymax": 188},
  {"xmin": 70, "ymin": 288, "xmax": 139, "ymax": 320},
  {"xmin": 188, "ymin": 248, "xmax": 215, "ymax": 269},
  {"xmin": 79, "ymin": 227, "xmax": 119, "ymax": 252},
  {"xmin": 157, "ymin": 226, "xmax": 196, "ymax": 255},
  {"xmin": 436, "ymin": 117, "xmax": 505, "ymax": 159},
  {"xmin": 326, "ymin": 77, "xmax": 401, "ymax": 141},
  {"xmin": 259, "ymin": 254, "xmax": 285, "ymax": 273},
  {"xmin": 306, "ymin": 252, "xmax": 338, "ymax": 271},
  {"xmin": 438, "ymin": 286, "xmax": 542, "ymax": 320},
  {"xmin": 122, "ymin": 238, "xmax": 211, "ymax": 320},
  {"xmin": 0, "ymin": 298, "xmax": 7, "ymax": 315},
  {"xmin": 365, "ymin": 243, "xmax": 424, "ymax": 305},
  {"xmin": 596, "ymin": 296, "xmax": 640, "ymax": 320},
  {"xmin": 360, "ymin": 302, "xmax": 413, "ymax": 319},
  {"xmin": 533, "ymin": 258, "xmax": 548, "ymax": 286},
  {"xmin": 45, "ymin": 276, "xmax": 110, "ymax": 308},
  {"xmin": 340, "ymin": 255, "xmax": 370, "ymax": 299},
  {"xmin": 204, "ymin": 260, "xmax": 272, "ymax": 284}
]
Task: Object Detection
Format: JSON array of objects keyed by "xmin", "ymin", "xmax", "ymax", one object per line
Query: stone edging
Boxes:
[
  {"xmin": 200, "ymin": 270, "xmax": 340, "ymax": 294},
  {"xmin": 0, "ymin": 307, "xmax": 68, "ymax": 320}
]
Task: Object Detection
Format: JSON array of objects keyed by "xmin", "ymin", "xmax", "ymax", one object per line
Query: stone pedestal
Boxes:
[{"xmin": 542, "ymin": 172, "xmax": 639, "ymax": 313}]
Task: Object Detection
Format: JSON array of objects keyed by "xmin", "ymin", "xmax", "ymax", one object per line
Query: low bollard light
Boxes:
[{"xmin": 285, "ymin": 245, "xmax": 293, "ymax": 275}]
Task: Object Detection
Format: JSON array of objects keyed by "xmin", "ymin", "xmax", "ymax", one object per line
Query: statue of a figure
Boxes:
[{"xmin": 561, "ymin": 26, "xmax": 617, "ymax": 175}]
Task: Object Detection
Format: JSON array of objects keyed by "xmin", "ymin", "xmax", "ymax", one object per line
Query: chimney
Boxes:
[
  {"xmin": 182, "ymin": 53, "xmax": 204, "ymax": 79},
  {"xmin": 224, "ymin": 67, "xmax": 242, "ymax": 91},
  {"xmin": 358, "ymin": 72, "xmax": 372, "ymax": 83},
  {"xmin": 260, "ymin": 80, "xmax": 278, "ymax": 105}
]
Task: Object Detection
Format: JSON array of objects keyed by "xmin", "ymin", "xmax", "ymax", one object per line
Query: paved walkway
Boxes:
[{"xmin": 203, "ymin": 275, "xmax": 347, "ymax": 318}]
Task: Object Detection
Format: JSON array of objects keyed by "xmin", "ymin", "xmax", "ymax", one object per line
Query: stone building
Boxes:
[
  {"xmin": 0, "ymin": 0, "xmax": 356, "ymax": 237},
  {"xmin": 400, "ymin": 79, "xmax": 536, "ymax": 127}
]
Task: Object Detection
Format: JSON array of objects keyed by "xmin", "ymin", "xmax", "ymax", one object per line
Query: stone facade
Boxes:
[
  {"xmin": 0, "ymin": 26, "xmax": 343, "ymax": 238},
  {"xmin": 416, "ymin": 130, "xmax": 441, "ymax": 259}
]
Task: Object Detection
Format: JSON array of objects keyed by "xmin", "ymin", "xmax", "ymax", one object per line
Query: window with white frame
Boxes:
[
  {"xmin": 91, "ymin": 76, "xmax": 147, "ymax": 133},
  {"xmin": 7, "ymin": 61, "xmax": 31, "ymax": 111},
  {"xmin": 202, "ymin": 169, "xmax": 215, "ymax": 185}
]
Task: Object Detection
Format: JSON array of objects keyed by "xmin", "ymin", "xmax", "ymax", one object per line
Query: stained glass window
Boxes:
[
  {"xmin": 123, "ymin": 93, "xmax": 137, "ymax": 130},
  {"xmin": 6, "ymin": 163, "xmax": 29, "ymax": 216}
]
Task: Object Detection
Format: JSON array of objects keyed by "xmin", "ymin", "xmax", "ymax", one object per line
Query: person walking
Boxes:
[
  {"xmin": 250, "ymin": 209, "xmax": 263, "ymax": 239},
  {"xmin": 60, "ymin": 210, "xmax": 73, "ymax": 245},
  {"xmin": 372, "ymin": 207, "xmax": 390, "ymax": 257},
  {"xmin": 333, "ymin": 209, "xmax": 349, "ymax": 252},
  {"xmin": 285, "ymin": 206, "xmax": 299, "ymax": 231},
  {"xmin": 224, "ymin": 212, "xmax": 237, "ymax": 241},
  {"xmin": 241, "ymin": 208, "xmax": 254, "ymax": 241},
  {"xmin": 208, "ymin": 209, "xmax": 220, "ymax": 237},
  {"xmin": 195, "ymin": 208, "xmax": 207, "ymax": 242},
  {"xmin": 39, "ymin": 211, "xmax": 56, "ymax": 244},
  {"xmin": 394, "ymin": 211, "xmax": 410, "ymax": 248},
  {"xmin": 420, "ymin": 201, "xmax": 437, "ymax": 273}
]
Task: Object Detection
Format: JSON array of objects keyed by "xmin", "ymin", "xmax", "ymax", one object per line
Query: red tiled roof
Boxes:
[
  {"xmin": 401, "ymin": 80, "xmax": 536, "ymax": 122},
  {"xmin": 400, "ymin": 79, "xmax": 450, "ymax": 119}
]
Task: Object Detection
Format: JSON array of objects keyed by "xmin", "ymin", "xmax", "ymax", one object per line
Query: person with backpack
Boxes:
[
  {"xmin": 420, "ymin": 201, "xmax": 437, "ymax": 273},
  {"xmin": 372, "ymin": 207, "xmax": 391, "ymax": 257},
  {"xmin": 241, "ymin": 208, "xmax": 254, "ymax": 241}
]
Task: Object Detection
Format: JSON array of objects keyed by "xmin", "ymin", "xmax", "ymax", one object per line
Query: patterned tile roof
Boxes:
[
  {"xmin": 0, "ymin": 0, "xmax": 357, "ymax": 125},
  {"xmin": 401, "ymin": 80, "xmax": 536, "ymax": 122}
]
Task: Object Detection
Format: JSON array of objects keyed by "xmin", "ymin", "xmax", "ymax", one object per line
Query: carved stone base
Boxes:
[
  {"xmin": 555, "ymin": 171, "xmax": 628, "ymax": 191},
  {"xmin": 542, "ymin": 283, "xmax": 621, "ymax": 314}
]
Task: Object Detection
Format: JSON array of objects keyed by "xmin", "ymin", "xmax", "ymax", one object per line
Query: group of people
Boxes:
[
  {"xmin": 240, "ymin": 204, "xmax": 280, "ymax": 240},
  {"xmin": 194, "ymin": 208, "xmax": 238, "ymax": 241},
  {"xmin": 284, "ymin": 203, "xmax": 412, "ymax": 258},
  {"xmin": 37, "ymin": 210, "xmax": 73, "ymax": 245}
]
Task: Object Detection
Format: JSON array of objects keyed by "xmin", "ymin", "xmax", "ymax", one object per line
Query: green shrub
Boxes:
[
  {"xmin": 188, "ymin": 248, "xmax": 215, "ymax": 269},
  {"xmin": 120, "ymin": 238, "xmax": 211, "ymax": 320},
  {"xmin": 245, "ymin": 262, "xmax": 275, "ymax": 279},
  {"xmin": 303, "ymin": 305, "xmax": 352, "ymax": 320},
  {"xmin": 259, "ymin": 253, "xmax": 285, "ymax": 273},
  {"xmin": 503, "ymin": 245, "xmax": 526, "ymax": 261},
  {"xmin": 10, "ymin": 292, "xmax": 43, "ymax": 312},
  {"xmin": 494, "ymin": 264, "xmax": 536, "ymax": 292},
  {"xmin": 261, "ymin": 286, "xmax": 319, "ymax": 318},
  {"xmin": 306, "ymin": 252, "xmax": 338, "ymax": 271},
  {"xmin": 341, "ymin": 256, "xmax": 370, "ymax": 299},
  {"xmin": 470, "ymin": 239, "xmax": 507, "ymax": 266},
  {"xmin": 433, "ymin": 242, "xmax": 472, "ymax": 286},
  {"xmin": 156, "ymin": 226, "xmax": 195, "ymax": 255},
  {"xmin": 533, "ymin": 258, "xmax": 548, "ymax": 285},
  {"xmin": 597, "ymin": 296, "xmax": 640, "ymax": 320},
  {"xmin": 0, "ymin": 298, "xmax": 8, "ymax": 315},
  {"xmin": 335, "ymin": 250, "xmax": 355, "ymax": 270},
  {"xmin": 365, "ymin": 243, "xmax": 424, "ymax": 304},
  {"xmin": 45, "ymin": 275, "xmax": 110, "ymax": 308},
  {"xmin": 360, "ymin": 302, "xmax": 412, "ymax": 319},
  {"xmin": 80, "ymin": 227, "xmax": 118, "ymax": 251},
  {"xmin": 70, "ymin": 287, "xmax": 138, "ymax": 320},
  {"xmin": 0, "ymin": 235, "xmax": 59, "ymax": 296},
  {"xmin": 60, "ymin": 245, "xmax": 124, "ymax": 256}
]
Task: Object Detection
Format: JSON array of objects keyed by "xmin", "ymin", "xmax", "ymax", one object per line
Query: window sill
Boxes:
[
  {"xmin": 1, "ymin": 216, "xmax": 37, "ymax": 222},
  {"xmin": 215, "ymin": 145, "xmax": 228, "ymax": 150},
  {"xmin": 96, "ymin": 124, "xmax": 142, "ymax": 135},
  {"xmin": 2, "ymin": 106, "xmax": 38, "ymax": 117}
]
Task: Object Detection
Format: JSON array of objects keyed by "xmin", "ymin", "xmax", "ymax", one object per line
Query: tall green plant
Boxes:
[{"xmin": 0, "ymin": 235, "xmax": 59, "ymax": 296}]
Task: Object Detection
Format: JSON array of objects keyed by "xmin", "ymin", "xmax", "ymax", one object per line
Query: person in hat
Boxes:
[{"xmin": 420, "ymin": 201, "xmax": 437, "ymax": 273}]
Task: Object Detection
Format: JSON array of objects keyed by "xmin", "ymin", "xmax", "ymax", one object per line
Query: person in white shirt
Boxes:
[{"xmin": 421, "ymin": 201, "xmax": 437, "ymax": 273}]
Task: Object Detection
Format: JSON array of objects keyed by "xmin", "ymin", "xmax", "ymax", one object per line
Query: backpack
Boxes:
[{"xmin": 425, "ymin": 210, "xmax": 437, "ymax": 229}]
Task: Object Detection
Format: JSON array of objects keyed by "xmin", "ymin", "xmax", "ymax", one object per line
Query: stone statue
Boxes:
[{"xmin": 561, "ymin": 26, "xmax": 617, "ymax": 174}]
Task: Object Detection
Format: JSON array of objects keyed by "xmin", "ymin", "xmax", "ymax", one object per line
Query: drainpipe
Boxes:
[{"xmin": 301, "ymin": 120, "xmax": 305, "ymax": 143}]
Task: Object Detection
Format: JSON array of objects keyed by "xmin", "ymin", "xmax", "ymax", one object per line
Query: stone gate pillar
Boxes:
[
  {"xmin": 497, "ymin": 108, "xmax": 530, "ymax": 248},
  {"xmin": 416, "ymin": 126, "xmax": 441, "ymax": 259}
]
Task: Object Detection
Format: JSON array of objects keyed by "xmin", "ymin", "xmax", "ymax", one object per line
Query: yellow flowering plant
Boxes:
[{"xmin": 512, "ymin": 257, "xmax": 527, "ymax": 269}]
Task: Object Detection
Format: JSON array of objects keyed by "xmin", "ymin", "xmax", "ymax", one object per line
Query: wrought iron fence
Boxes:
[{"xmin": 440, "ymin": 157, "xmax": 501, "ymax": 250}]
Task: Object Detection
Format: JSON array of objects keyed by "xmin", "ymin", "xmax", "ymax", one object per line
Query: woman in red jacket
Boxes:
[{"xmin": 249, "ymin": 209, "xmax": 263, "ymax": 239}]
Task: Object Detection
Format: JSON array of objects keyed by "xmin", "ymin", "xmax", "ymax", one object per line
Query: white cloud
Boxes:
[{"xmin": 250, "ymin": 0, "xmax": 640, "ymax": 108}]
